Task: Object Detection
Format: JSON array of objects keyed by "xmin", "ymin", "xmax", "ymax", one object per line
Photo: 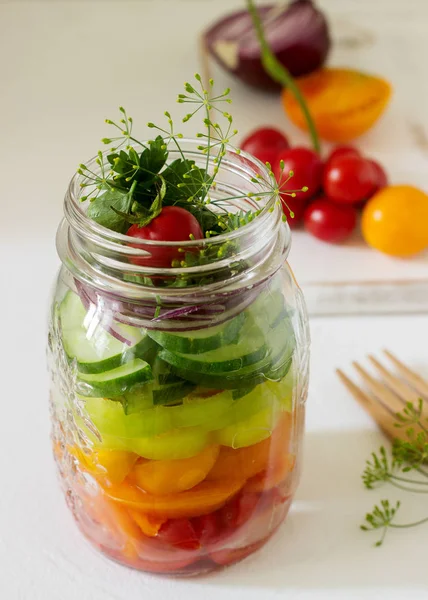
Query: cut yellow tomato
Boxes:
[
  {"xmin": 282, "ymin": 68, "xmax": 392, "ymax": 142},
  {"xmin": 207, "ymin": 411, "xmax": 292, "ymax": 481},
  {"xmin": 103, "ymin": 478, "xmax": 243, "ymax": 519},
  {"xmin": 89, "ymin": 450, "xmax": 139, "ymax": 484},
  {"xmin": 362, "ymin": 185, "xmax": 428, "ymax": 256},
  {"xmin": 206, "ymin": 441, "xmax": 269, "ymax": 482},
  {"xmin": 244, "ymin": 453, "xmax": 296, "ymax": 493},
  {"xmin": 68, "ymin": 446, "xmax": 138, "ymax": 485},
  {"xmin": 132, "ymin": 445, "xmax": 220, "ymax": 495}
]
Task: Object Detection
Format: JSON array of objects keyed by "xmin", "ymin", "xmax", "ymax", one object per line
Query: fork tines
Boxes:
[{"xmin": 336, "ymin": 350, "xmax": 428, "ymax": 441}]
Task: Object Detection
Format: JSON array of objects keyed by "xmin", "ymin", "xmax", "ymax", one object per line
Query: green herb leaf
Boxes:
[
  {"xmin": 179, "ymin": 204, "xmax": 220, "ymax": 233},
  {"xmin": 139, "ymin": 136, "xmax": 168, "ymax": 180},
  {"xmin": 162, "ymin": 158, "xmax": 211, "ymax": 204},
  {"xmin": 112, "ymin": 176, "xmax": 166, "ymax": 228},
  {"xmin": 86, "ymin": 189, "xmax": 133, "ymax": 233},
  {"xmin": 220, "ymin": 209, "xmax": 260, "ymax": 232}
]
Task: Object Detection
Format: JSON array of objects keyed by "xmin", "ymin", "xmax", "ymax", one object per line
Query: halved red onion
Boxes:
[{"xmin": 204, "ymin": 0, "xmax": 330, "ymax": 90}]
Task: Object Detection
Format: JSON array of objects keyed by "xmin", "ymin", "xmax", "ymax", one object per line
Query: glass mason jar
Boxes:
[{"xmin": 48, "ymin": 141, "xmax": 310, "ymax": 576}]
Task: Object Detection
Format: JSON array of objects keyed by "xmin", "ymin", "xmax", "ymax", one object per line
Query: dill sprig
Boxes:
[
  {"xmin": 78, "ymin": 74, "xmax": 307, "ymax": 238},
  {"xmin": 361, "ymin": 399, "xmax": 428, "ymax": 546}
]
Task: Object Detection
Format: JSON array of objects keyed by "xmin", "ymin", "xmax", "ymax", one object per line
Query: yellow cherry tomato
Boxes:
[{"xmin": 362, "ymin": 185, "xmax": 428, "ymax": 257}]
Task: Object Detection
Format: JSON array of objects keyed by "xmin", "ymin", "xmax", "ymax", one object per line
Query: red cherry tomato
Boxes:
[
  {"xmin": 367, "ymin": 158, "xmax": 388, "ymax": 191},
  {"xmin": 157, "ymin": 518, "xmax": 200, "ymax": 551},
  {"xmin": 241, "ymin": 127, "xmax": 289, "ymax": 166},
  {"xmin": 274, "ymin": 147, "xmax": 323, "ymax": 201},
  {"xmin": 304, "ymin": 197, "xmax": 357, "ymax": 243},
  {"xmin": 192, "ymin": 513, "xmax": 219, "ymax": 546},
  {"xmin": 280, "ymin": 194, "xmax": 307, "ymax": 229},
  {"xmin": 323, "ymin": 155, "xmax": 378, "ymax": 204},
  {"xmin": 127, "ymin": 206, "xmax": 203, "ymax": 268},
  {"xmin": 326, "ymin": 145, "xmax": 360, "ymax": 166},
  {"xmin": 217, "ymin": 491, "xmax": 260, "ymax": 534}
]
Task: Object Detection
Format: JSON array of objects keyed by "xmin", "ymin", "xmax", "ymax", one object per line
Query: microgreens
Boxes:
[
  {"xmin": 361, "ymin": 399, "xmax": 428, "ymax": 546},
  {"xmin": 78, "ymin": 74, "xmax": 307, "ymax": 237}
]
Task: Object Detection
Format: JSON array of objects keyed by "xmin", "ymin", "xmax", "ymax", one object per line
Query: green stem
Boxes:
[
  {"xmin": 128, "ymin": 135, "xmax": 147, "ymax": 148},
  {"xmin": 246, "ymin": 0, "xmax": 321, "ymax": 154},
  {"xmin": 390, "ymin": 516, "xmax": 428, "ymax": 529},
  {"xmin": 390, "ymin": 474, "xmax": 428, "ymax": 486},
  {"xmin": 389, "ymin": 480, "xmax": 428, "ymax": 494},
  {"xmin": 126, "ymin": 180, "xmax": 138, "ymax": 213}
]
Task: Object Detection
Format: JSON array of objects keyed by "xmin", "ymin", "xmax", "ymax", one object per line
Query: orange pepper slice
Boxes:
[
  {"xmin": 132, "ymin": 445, "xmax": 220, "ymax": 495},
  {"xmin": 103, "ymin": 478, "xmax": 243, "ymax": 519},
  {"xmin": 282, "ymin": 68, "xmax": 392, "ymax": 143},
  {"xmin": 207, "ymin": 411, "xmax": 292, "ymax": 482},
  {"xmin": 128, "ymin": 510, "xmax": 167, "ymax": 538}
]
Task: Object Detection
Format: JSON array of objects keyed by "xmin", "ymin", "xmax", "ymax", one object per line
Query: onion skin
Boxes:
[{"xmin": 204, "ymin": 0, "xmax": 331, "ymax": 91}]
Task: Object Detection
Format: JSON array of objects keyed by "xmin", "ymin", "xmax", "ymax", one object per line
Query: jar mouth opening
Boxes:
[{"xmin": 65, "ymin": 140, "xmax": 284, "ymax": 250}]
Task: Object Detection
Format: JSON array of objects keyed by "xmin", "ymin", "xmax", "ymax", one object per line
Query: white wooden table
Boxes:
[{"xmin": 1, "ymin": 1, "xmax": 428, "ymax": 598}]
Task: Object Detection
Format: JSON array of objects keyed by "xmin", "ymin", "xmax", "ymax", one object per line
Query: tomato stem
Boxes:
[{"xmin": 246, "ymin": 0, "xmax": 321, "ymax": 154}]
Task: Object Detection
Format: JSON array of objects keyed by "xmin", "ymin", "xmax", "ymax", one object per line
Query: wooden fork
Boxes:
[{"xmin": 336, "ymin": 350, "xmax": 428, "ymax": 441}]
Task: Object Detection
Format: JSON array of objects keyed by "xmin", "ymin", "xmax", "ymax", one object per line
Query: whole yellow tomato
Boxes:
[{"xmin": 362, "ymin": 185, "xmax": 428, "ymax": 257}]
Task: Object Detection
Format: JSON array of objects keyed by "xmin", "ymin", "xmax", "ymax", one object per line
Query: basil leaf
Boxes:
[{"xmin": 86, "ymin": 189, "xmax": 132, "ymax": 233}]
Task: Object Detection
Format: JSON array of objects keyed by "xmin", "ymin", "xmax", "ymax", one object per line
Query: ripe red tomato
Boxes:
[
  {"xmin": 326, "ymin": 145, "xmax": 360, "ymax": 166},
  {"xmin": 304, "ymin": 197, "xmax": 357, "ymax": 243},
  {"xmin": 192, "ymin": 513, "xmax": 219, "ymax": 545},
  {"xmin": 241, "ymin": 127, "xmax": 289, "ymax": 166},
  {"xmin": 274, "ymin": 147, "xmax": 323, "ymax": 201},
  {"xmin": 280, "ymin": 194, "xmax": 307, "ymax": 229},
  {"xmin": 323, "ymin": 155, "xmax": 378, "ymax": 204},
  {"xmin": 127, "ymin": 206, "xmax": 203, "ymax": 268},
  {"xmin": 367, "ymin": 158, "xmax": 388, "ymax": 191},
  {"xmin": 157, "ymin": 518, "xmax": 200, "ymax": 551},
  {"xmin": 217, "ymin": 491, "xmax": 260, "ymax": 533}
]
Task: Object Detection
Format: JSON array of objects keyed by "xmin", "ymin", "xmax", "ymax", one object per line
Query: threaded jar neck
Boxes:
[{"xmin": 56, "ymin": 140, "xmax": 291, "ymax": 329}]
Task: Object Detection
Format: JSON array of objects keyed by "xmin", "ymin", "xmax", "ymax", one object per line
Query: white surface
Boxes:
[{"xmin": 1, "ymin": 1, "xmax": 428, "ymax": 599}]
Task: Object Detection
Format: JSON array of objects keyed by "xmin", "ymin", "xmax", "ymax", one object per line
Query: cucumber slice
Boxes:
[
  {"xmin": 148, "ymin": 312, "xmax": 245, "ymax": 353},
  {"xmin": 171, "ymin": 362, "xmax": 269, "ymax": 389},
  {"xmin": 77, "ymin": 359, "xmax": 153, "ymax": 398},
  {"xmin": 152, "ymin": 381, "xmax": 195, "ymax": 406},
  {"xmin": 119, "ymin": 380, "xmax": 195, "ymax": 413},
  {"xmin": 232, "ymin": 385, "xmax": 258, "ymax": 400},
  {"xmin": 60, "ymin": 291, "xmax": 153, "ymax": 374},
  {"xmin": 151, "ymin": 356, "xmax": 183, "ymax": 385},
  {"xmin": 158, "ymin": 316, "xmax": 268, "ymax": 374}
]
